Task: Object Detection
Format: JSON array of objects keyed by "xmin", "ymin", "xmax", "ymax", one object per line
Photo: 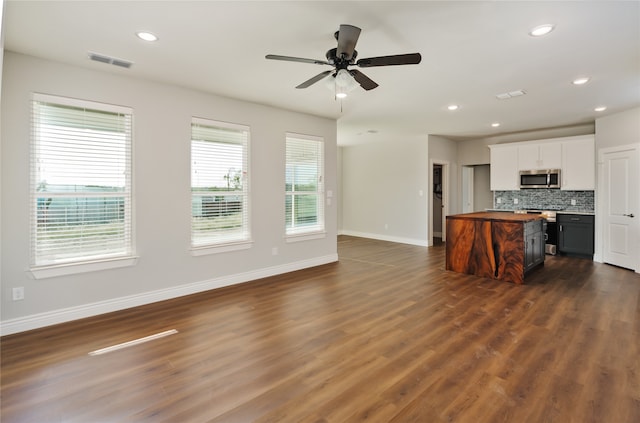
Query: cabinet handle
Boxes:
[
  {"xmin": 559, "ymin": 224, "xmax": 563, "ymax": 232},
  {"xmin": 623, "ymin": 213, "xmax": 635, "ymax": 218}
]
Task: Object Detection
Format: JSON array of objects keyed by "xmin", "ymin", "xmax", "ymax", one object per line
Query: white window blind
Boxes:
[
  {"xmin": 191, "ymin": 118, "xmax": 250, "ymax": 248},
  {"xmin": 285, "ymin": 133, "xmax": 324, "ymax": 236},
  {"xmin": 30, "ymin": 94, "xmax": 133, "ymax": 267}
]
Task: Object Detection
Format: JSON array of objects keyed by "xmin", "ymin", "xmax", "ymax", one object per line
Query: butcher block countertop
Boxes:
[{"xmin": 447, "ymin": 211, "xmax": 545, "ymax": 222}]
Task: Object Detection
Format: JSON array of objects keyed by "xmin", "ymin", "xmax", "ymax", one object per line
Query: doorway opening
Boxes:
[
  {"xmin": 433, "ymin": 164, "xmax": 443, "ymax": 244},
  {"xmin": 429, "ymin": 159, "xmax": 449, "ymax": 247},
  {"xmin": 461, "ymin": 164, "xmax": 492, "ymax": 213}
]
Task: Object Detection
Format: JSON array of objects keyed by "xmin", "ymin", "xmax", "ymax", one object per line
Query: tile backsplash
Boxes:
[{"xmin": 493, "ymin": 190, "xmax": 594, "ymax": 212}]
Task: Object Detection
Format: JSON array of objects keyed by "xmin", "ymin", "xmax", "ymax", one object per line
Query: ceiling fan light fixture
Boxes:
[
  {"xmin": 335, "ymin": 69, "xmax": 356, "ymax": 88},
  {"xmin": 333, "ymin": 69, "xmax": 358, "ymax": 98}
]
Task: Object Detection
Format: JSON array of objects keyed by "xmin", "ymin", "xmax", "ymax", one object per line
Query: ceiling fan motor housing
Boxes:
[{"xmin": 326, "ymin": 47, "xmax": 357, "ymax": 70}]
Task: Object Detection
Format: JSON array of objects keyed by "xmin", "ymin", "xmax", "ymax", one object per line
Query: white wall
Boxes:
[
  {"xmin": 595, "ymin": 107, "xmax": 640, "ymax": 149},
  {"xmin": 340, "ymin": 136, "xmax": 428, "ymax": 245},
  {"xmin": 1, "ymin": 52, "xmax": 337, "ymax": 334},
  {"xmin": 0, "ymin": 0, "xmax": 5, "ymax": 318}
]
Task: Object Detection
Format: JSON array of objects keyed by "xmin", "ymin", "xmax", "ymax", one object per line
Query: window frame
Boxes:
[
  {"xmin": 285, "ymin": 132, "xmax": 325, "ymax": 242},
  {"xmin": 190, "ymin": 117, "xmax": 252, "ymax": 255},
  {"xmin": 29, "ymin": 93, "xmax": 137, "ymax": 279}
]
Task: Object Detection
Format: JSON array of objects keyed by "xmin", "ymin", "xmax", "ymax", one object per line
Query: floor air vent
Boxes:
[{"xmin": 88, "ymin": 52, "xmax": 133, "ymax": 69}]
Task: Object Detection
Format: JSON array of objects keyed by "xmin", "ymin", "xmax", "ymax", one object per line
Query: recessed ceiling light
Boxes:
[
  {"xmin": 529, "ymin": 24, "xmax": 555, "ymax": 37},
  {"xmin": 594, "ymin": 106, "xmax": 607, "ymax": 112},
  {"xmin": 136, "ymin": 31, "xmax": 158, "ymax": 42},
  {"xmin": 491, "ymin": 122, "xmax": 501, "ymax": 128},
  {"xmin": 447, "ymin": 105, "xmax": 459, "ymax": 111},
  {"xmin": 572, "ymin": 77, "xmax": 590, "ymax": 85}
]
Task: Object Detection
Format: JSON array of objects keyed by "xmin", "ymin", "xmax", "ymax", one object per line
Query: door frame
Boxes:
[
  {"xmin": 429, "ymin": 159, "xmax": 450, "ymax": 246},
  {"xmin": 596, "ymin": 143, "xmax": 640, "ymax": 272}
]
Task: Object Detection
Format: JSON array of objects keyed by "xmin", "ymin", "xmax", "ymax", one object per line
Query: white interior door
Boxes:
[{"xmin": 601, "ymin": 144, "xmax": 639, "ymax": 271}]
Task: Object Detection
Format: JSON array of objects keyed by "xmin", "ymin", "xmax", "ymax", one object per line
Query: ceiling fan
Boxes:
[{"xmin": 266, "ymin": 24, "xmax": 421, "ymax": 96}]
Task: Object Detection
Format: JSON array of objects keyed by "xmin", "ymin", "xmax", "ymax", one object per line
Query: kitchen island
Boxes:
[{"xmin": 445, "ymin": 212, "xmax": 546, "ymax": 284}]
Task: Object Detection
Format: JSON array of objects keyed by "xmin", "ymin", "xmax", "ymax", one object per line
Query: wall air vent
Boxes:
[{"xmin": 88, "ymin": 52, "xmax": 133, "ymax": 69}]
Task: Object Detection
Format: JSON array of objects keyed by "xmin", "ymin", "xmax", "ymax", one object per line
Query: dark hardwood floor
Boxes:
[{"xmin": 2, "ymin": 236, "xmax": 639, "ymax": 422}]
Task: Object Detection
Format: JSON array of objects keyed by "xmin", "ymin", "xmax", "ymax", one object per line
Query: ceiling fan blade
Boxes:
[
  {"xmin": 336, "ymin": 24, "xmax": 361, "ymax": 60},
  {"xmin": 349, "ymin": 69, "xmax": 379, "ymax": 91},
  {"xmin": 356, "ymin": 53, "xmax": 422, "ymax": 67},
  {"xmin": 266, "ymin": 54, "xmax": 330, "ymax": 65},
  {"xmin": 296, "ymin": 70, "xmax": 333, "ymax": 89}
]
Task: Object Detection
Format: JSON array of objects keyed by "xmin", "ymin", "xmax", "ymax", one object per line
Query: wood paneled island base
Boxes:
[{"xmin": 446, "ymin": 212, "xmax": 546, "ymax": 284}]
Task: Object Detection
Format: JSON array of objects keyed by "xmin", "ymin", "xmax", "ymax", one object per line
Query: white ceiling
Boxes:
[{"xmin": 4, "ymin": 1, "xmax": 640, "ymax": 145}]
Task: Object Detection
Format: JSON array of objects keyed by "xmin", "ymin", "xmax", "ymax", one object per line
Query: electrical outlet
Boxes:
[
  {"xmin": 271, "ymin": 247, "xmax": 278, "ymax": 256},
  {"xmin": 513, "ymin": 198, "xmax": 519, "ymax": 205},
  {"xmin": 12, "ymin": 287, "xmax": 25, "ymax": 301},
  {"xmin": 497, "ymin": 198, "xmax": 502, "ymax": 204},
  {"xmin": 571, "ymin": 199, "xmax": 576, "ymax": 206},
  {"xmin": 384, "ymin": 223, "xmax": 389, "ymax": 230}
]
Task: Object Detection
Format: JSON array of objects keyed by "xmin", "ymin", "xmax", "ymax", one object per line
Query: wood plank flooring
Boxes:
[{"xmin": 2, "ymin": 235, "xmax": 639, "ymax": 422}]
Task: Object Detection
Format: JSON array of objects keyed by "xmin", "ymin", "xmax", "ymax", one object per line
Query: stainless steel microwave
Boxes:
[{"xmin": 519, "ymin": 169, "xmax": 561, "ymax": 189}]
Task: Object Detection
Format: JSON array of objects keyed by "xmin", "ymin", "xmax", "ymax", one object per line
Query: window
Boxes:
[
  {"xmin": 30, "ymin": 94, "xmax": 134, "ymax": 273},
  {"xmin": 191, "ymin": 118, "xmax": 250, "ymax": 251},
  {"xmin": 285, "ymin": 133, "xmax": 325, "ymax": 238}
]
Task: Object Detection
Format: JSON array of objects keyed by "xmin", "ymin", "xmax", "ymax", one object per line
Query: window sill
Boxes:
[
  {"xmin": 29, "ymin": 255, "xmax": 139, "ymax": 279},
  {"xmin": 285, "ymin": 231, "xmax": 327, "ymax": 243},
  {"xmin": 190, "ymin": 240, "xmax": 253, "ymax": 256}
]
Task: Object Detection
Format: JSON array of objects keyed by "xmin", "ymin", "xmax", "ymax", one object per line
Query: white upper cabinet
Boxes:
[
  {"xmin": 489, "ymin": 145, "xmax": 519, "ymax": 191},
  {"xmin": 561, "ymin": 135, "xmax": 595, "ymax": 190},
  {"xmin": 517, "ymin": 142, "xmax": 562, "ymax": 170},
  {"xmin": 489, "ymin": 135, "xmax": 595, "ymax": 191}
]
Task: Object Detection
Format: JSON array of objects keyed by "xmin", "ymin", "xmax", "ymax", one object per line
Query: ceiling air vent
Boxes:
[
  {"xmin": 496, "ymin": 89, "xmax": 526, "ymax": 100},
  {"xmin": 88, "ymin": 52, "xmax": 133, "ymax": 69}
]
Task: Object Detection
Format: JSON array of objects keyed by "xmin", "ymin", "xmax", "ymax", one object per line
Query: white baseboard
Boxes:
[
  {"xmin": 0, "ymin": 254, "xmax": 338, "ymax": 336},
  {"xmin": 339, "ymin": 230, "xmax": 428, "ymax": 247}
]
